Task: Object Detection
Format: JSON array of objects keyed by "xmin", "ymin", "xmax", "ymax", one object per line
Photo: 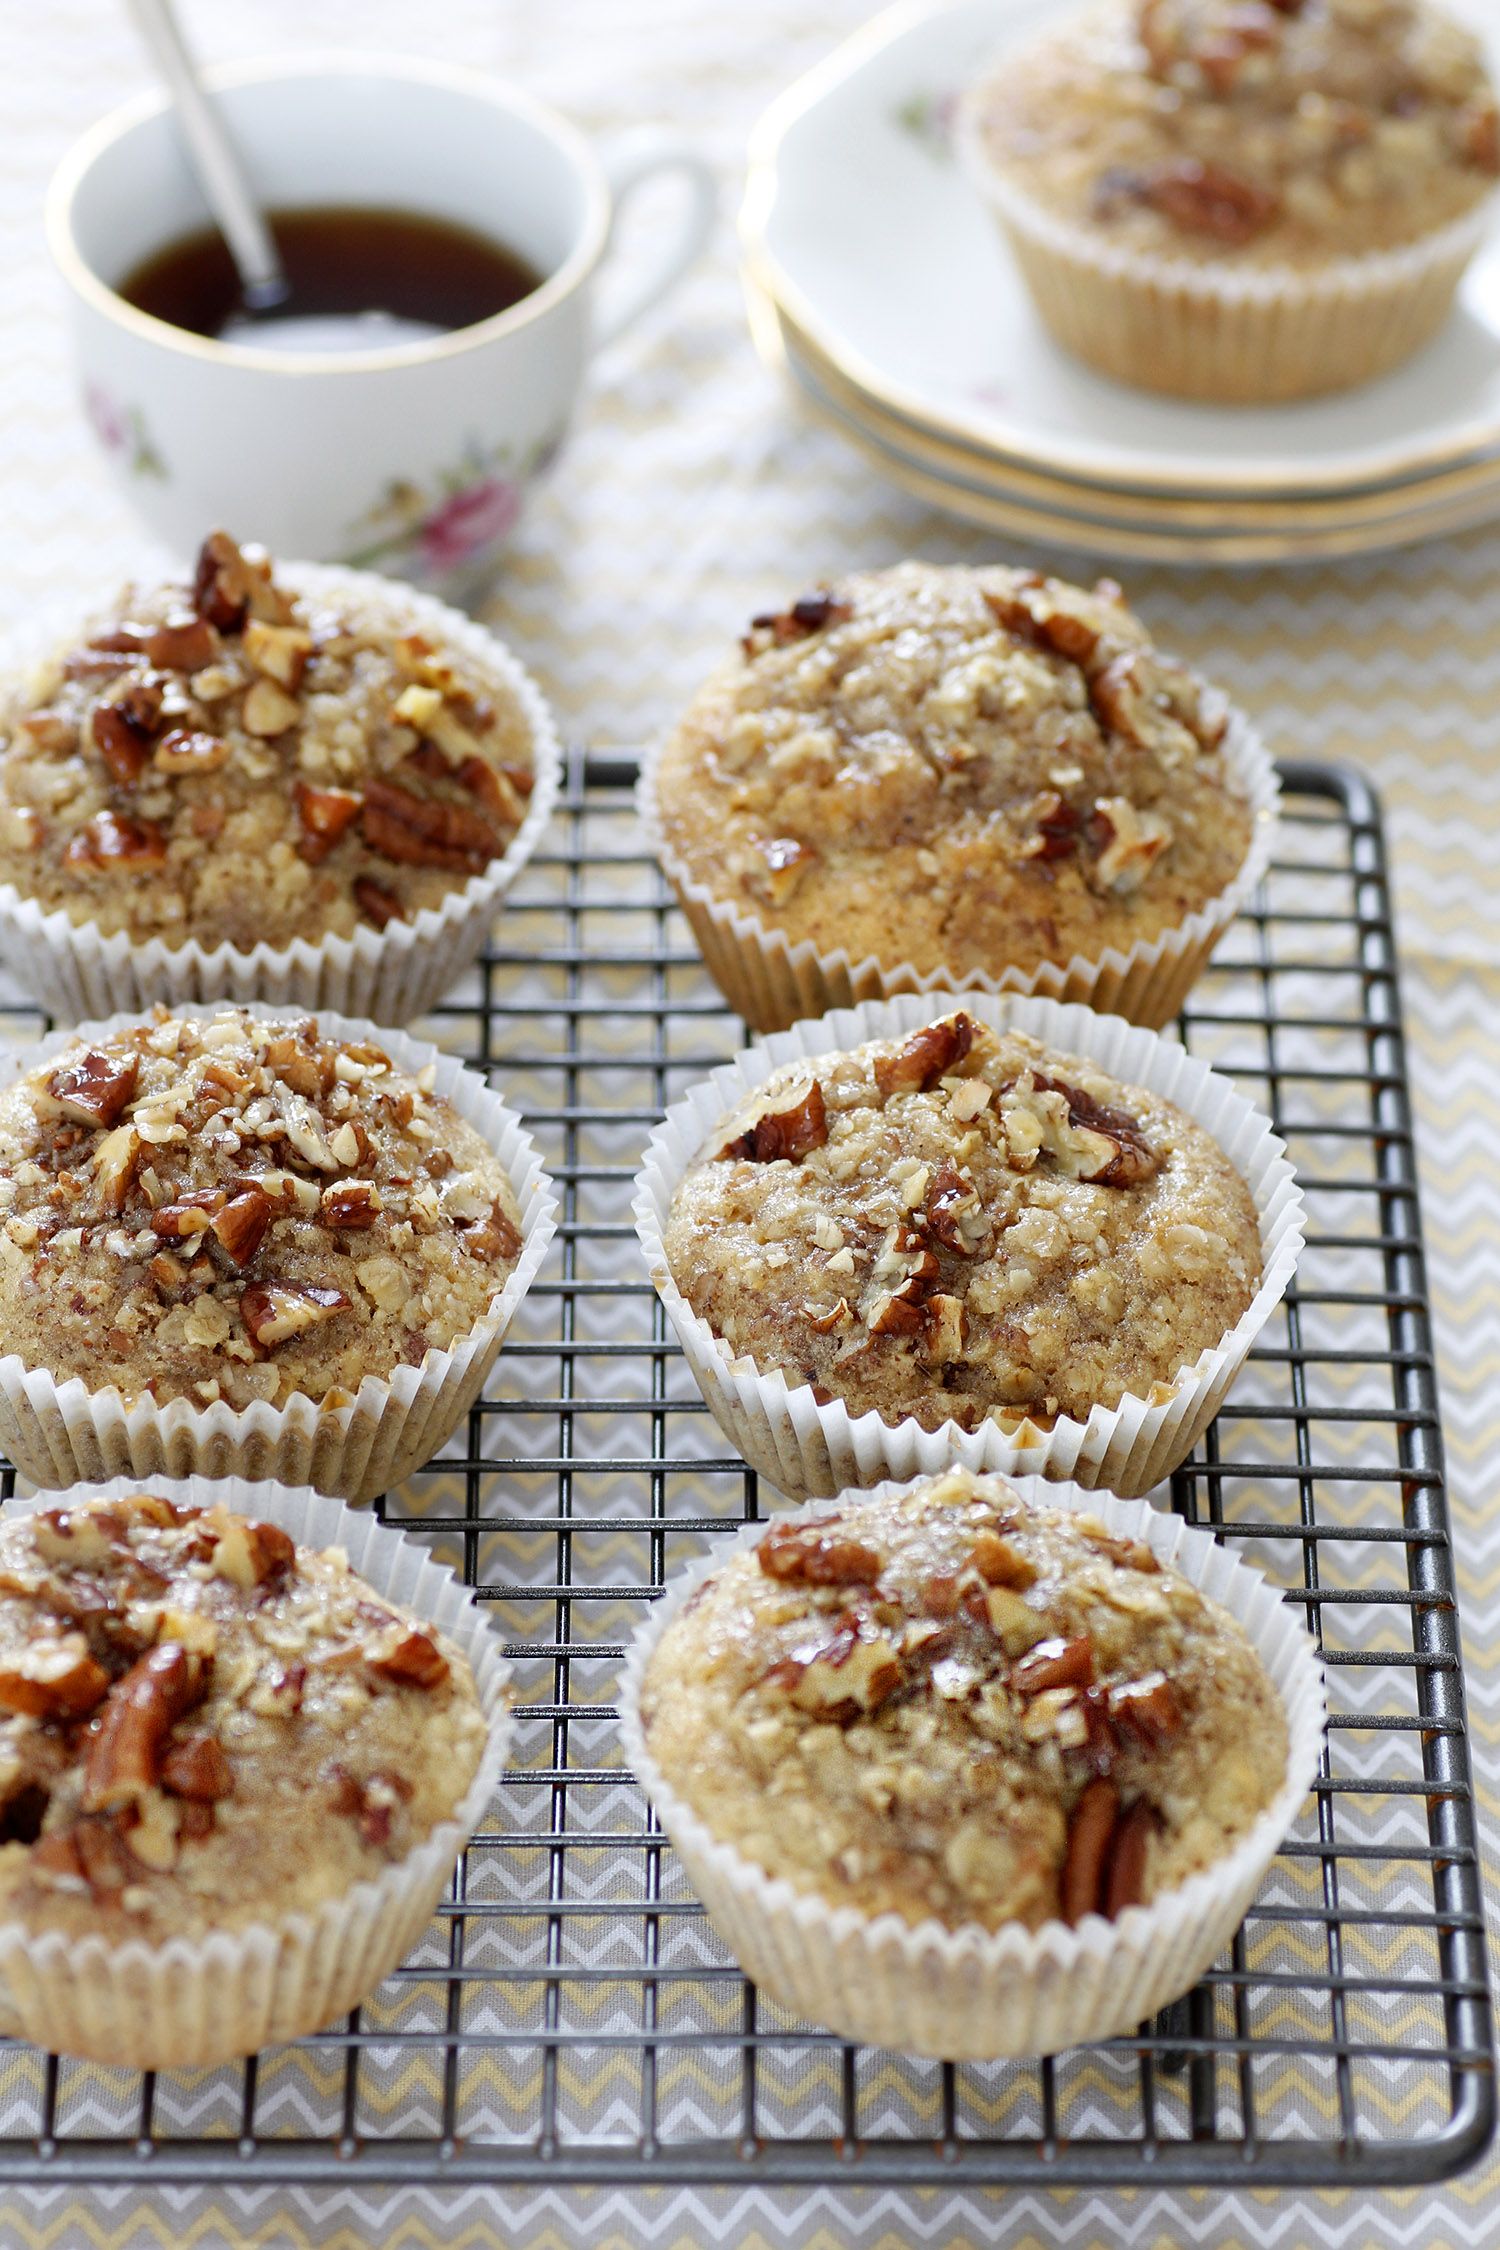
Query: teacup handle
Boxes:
[{"xmin": 594, "ymin": 134, "xmax": 716, "ymax": 348}]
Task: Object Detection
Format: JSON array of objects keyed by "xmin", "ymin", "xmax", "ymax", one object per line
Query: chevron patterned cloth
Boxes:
[{"xmin": 7, "ymin": 1, "xmax": 1500, "ymax": 2244}]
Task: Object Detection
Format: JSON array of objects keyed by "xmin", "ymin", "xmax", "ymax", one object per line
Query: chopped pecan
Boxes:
[
  {"xmin": 1465, "ymin": 101, "xmax": 1500, "ymax": 174},
  {"xmin": 362, "ymin": 778, "xmax": 501, "ymax": 873},
  {"xmin": 92, "ymin": 1123, "xmax": 142, "ymax": 1213},
  {"xmin": 719, "ymin": 1077, "xmax": 828, "ymax": 1163},
  {"xmin": 1107, "ymin": 1672, "xmax": 1181, "ymax": 1750},
  {"xmin": 154, "ymin": 727, "xmax": 229, "ymax": 776},
  {"xmin": 19, "ymin": 710, "xmax": 77, "ymax": 754},
  {"xmin": 984, "ymin": 574, "xmax": 1109, "ymax": 668},
  {"xmin": 321, "ymin": 1180, "xmax": 382, "ymax": 1229},
  {"xmin": 0, "ymin": 1632, "xmax": 110, "ymax": 1718},
  {"xmin": 867, "ymin": 1287, "xmax": 925, "ymax": 1337},
  {"xmin": 1096, "ymin": 152, "xmax": 1279, "ymax": 245},
  {"xmin": 211, "ymin": 1186, "xmax": 273, "ymax": 1267},
  {"xmin": 1061, "ymin": 1775, "xmax": 1120, "ymax": 1924},
  {"xmin": 147, "ymin": 611, "xmax": 219, "ymax": 672},
  {"xmin": 159, "ymin": 1732, "xmax": 233, "ymax": 1801},
  {"xmin": 152, "ymin": 1187, "xmax": 228, "ymax": 1238},
  {"xmin": 263, "ymin": 1027, "xmax": 334, "ymax": 1099},
  {"xmin": 455, "ymin": 755, "xmax": 525, "ymax": 827},
  {"xmin": 293, "ymin": 781, "xmax": 363, "ymax": 864},
  {"xmin": 49, "ymin": 1047, "xmax": 139, "ymax": 1128},
  {"xmin": 755, "ymin": 834, "xmax": 813, "ymax": 904},
  {"xmin": 193, "ymin": 531, "xmax": 294, "ymax": 631},
  {"xmin": 873, "ymin": 1014, "xmax": 976, "ymax": 1097},
  {"xmin": 764, "ymin": 1617, "xmax": 901, "ymax": 1718},
  {"xmin": 208, "ymin": 1511, "xmax": 295, "ymax": 1590},
  {"xmin": 1025, "ymin": 1071, "xmax": 1157, "ymax": 1188},
  {"xmin": 91, "ymin": 678, "xmax": 163, "ymax": 786},
  {"xmin": 923, "ymin": 1159, "xmax": 989, "ymax": 1255},
  {"xmin": 971, "ymin": 1530, "xmax": 1037, "ymax": 1590},
  {"xmin": 758, "ymin": 1518, "xmax": 882, "ymax": 1588},
  {"xmin": 63, "ymin": 809, "xmax": 168, "ymax": 870},
  {"xmin": 1019, "ymin": 791, "xmax": 1086, "ymax": 864},
  {"xmin": 82, "ymin": 1642, "xmax": 205, "ymax": 1811},
  {"xmin": 243, "ymin": 617, "xmax": 313, "ymax": 688},
  {"xmin": 804, "ymin": 1294, "xmax": 854, "ymax": 1333},
  {"xmin": 1013, "ymin": 1635, "xmax": 1095, "ymax": 1694},
  {"xmin": 72, "ymin": 1815, "xmax": 137, "ymax": 1893},
  {"xmin": 369, "ymin": 1627, "xmax": 450, "ymax": 1690},
  {"xmin": 743, "ymin": 588, "xmax": 853, "ymax": 654},
  {"xmin": 354, "ymin": 876, "xmax": 404, "ymax": 928},
  {"xmin": 327, "ymin": 1762, "xmax": 411, "ymax": 1849},
  {"xmin": 922, "ymin": 1291, "xmax": 966, "ymax": 1363},
  {"xmin": 1104, "ymin": 1798, "xmax": 1154, "ymax": 1917},
  {"xmin": 461, "ymin": 1197, "xmax": 523, "ymax": 1262},
  {"xmin": 242, "ymin": 677, "xmax": 301, "ymax": 738},
  {"xmin": 239, "ymin": 1280, "xmax": 350, "ymax": 1347},
  {"xmin": 1091, "ymin": 796, "xmax": 1171, "ymax": 896}
]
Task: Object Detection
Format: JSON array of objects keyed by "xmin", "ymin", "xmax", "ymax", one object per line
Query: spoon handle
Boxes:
[{"xmin": 125, "ymin": 0, "xmax": 288, "ymax": 308}]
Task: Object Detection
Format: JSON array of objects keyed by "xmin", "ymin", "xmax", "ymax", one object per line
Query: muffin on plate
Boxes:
[
  {"xmin": 958, "ymin": 0, "xmax": 1500, "ymax": 401},
  {"xmin": 0, "ymin": 531, "xmax": 560, "ymax": 1017},
  {"xmin": 642, "ymin": 562, "xmax": 1275, "ymax": 1031},
  {"xmin": 0, "ymin": 1484, "xmax": 510, "ymax": 2068},
  {"xmin": 621, "ymin": 1469, "xmax": 1322, "ymax": 2057},
  {"xmin": 0, "ymin": 1005, "xmax": 555, "ymax": 1500},
  {"xmin": 635, "ymin": 993, "xmax": 1304, "ymax": 1499}
]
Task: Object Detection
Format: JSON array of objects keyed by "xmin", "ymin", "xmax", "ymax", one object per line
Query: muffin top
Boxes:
[
  {"xmin": 0, "ymin": 1009, "xmax": 526, "ymax": 1410},
  {"xmin": 654, "ymin": 563, "xmax": 1250, "ymax": 982},
  {"xmin": 662, "ymin": 1010, "xmax": 1262, "ymax": 1432},
  {"xmin": 0, "ymin": 1491, "xmax": 488, "ymax": 1943},
  {"xmin": 0, "ymin": 531, "xmax": 538, "ymax": 949},
  {"xmin": 965, "ymin": 0, "xmax": 1499, "ymax": 268},
  {"xmin": 639, "ymin": 1469, "xmax": 1288, "ymax": 1933}
]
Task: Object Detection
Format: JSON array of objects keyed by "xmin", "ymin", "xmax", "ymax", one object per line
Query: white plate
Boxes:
[{"xmin": 742, "ymin": 0, "xmax": 1500, "ymax": 498}]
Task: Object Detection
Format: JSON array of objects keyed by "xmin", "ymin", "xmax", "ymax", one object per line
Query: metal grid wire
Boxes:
[{"xmin": 0, "ymin": 751, "xmax": 1489, "ymax": 2190}]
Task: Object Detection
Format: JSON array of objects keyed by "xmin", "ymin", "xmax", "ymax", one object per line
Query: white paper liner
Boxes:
[
  {"xmin": 633, "ymin": 991, "xmax": 1304, "ymax": 1501},
  {"xmin": 0, "ymin": 565, "xmax": 562, "ymax": 1023},
  {"xmin": 0, "ymin": 1003, "xmax": 558, "ymax": 1504},
  {"xmin": 638, "ymin": 705, "xmax": 1278, "ymax": 1034},
  {"xmin": 0, "ymin": 1473, "xmax": 512, "ymax": 2070},
  {"xmin": 955, "ymin": 90, "xmax": 1494, "ymax": 404},
  {"xmin": 619, "ymin": 1475, "xmax": 1325, "ymax": 2059}
]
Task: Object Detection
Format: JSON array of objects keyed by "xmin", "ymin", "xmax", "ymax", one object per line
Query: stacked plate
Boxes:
[{"xmin": 741, "ymin": 0, "xmax": 1500, "ymax": 565}]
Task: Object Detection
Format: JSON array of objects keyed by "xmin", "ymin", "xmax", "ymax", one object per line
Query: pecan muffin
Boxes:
[
  {"xmin": 649, "ymin": 563, "xmax": 1265, "ymax": 1029},
  {"xmin": 958, "ymin": 0, "xmax": 1500, "ymax": 399},
  {"xmin": 661, "ymin": 1009, "xmax": 1262, "ymax": 1435},
  {"xmin": 0, "ymin": 531, "xmax": 541, "ymax": 949},
  {"xmin": 0, "ymin": 1009, "xmax": 526, "ymax": 1413},
  {"xmin": 635, "ymin": 1471, "xmax": 1289, "ymax": 1938},
  {"xmin": 0, "ymin": 1490, "xmax": 488, "ymax": 1949}
]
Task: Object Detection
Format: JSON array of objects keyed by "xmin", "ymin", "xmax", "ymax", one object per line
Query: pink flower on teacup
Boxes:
[
  {"xmin": 84, "ymin": 382, "xmax": 129, "ymax": 455},
  {"xmin": 419, "ymin": 477, "xmax": 523, "ymax": 572}
]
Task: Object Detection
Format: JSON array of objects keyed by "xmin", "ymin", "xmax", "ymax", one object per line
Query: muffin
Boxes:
[
  {"xmin": 642, "ymin": 562, "xmax": 1275, "ymax": 1031},
  {"xmin": 0, "ymin": 531, "xmax": 560, "ymax": 1017},
  {"xmin": 0, "ymin": 1482, "xmax": 510, "ymax": 2068},
  {"xmin": 621, "ymin": 1470, "xmax": 1323, "ymax": 2057},
  {"xmin": 958, "ymin": 0, "xmax": 1500, "ymax": 402},
  {"xmin": 0, "ymin": 1005, "xmax": 556, "ymax": 1500},
  {"xmin": 635, "ymin": 992, "xmax": 1304, "ymax": 1498}
]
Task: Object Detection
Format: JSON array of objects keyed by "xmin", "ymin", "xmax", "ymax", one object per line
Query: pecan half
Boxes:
[
  {"xmin": 49, "ymin": 1047, "xmax": 139, "ymax": 1128},
  {"xmin": 82, "ymin": 1642, "xmax": 205, "ymax": 1811},
  {"xmin": 0, "ymin": 1632, "xmax": 110, "ymax": 1719},
  {"xmin": 719, "ymin": 1077, "xmax": 828, "ymax": 1163},
  {"xmin": 758, "ymin": 1518, "xmax": 882, "ymax": 1588},
  {"xmin": 1061, "ymin": 1775, "xmax": 1119, "ymax": 1924},
  {"xmin": 211, "ymin": 1186, "xmax": 273, "ymax": 1267},
  {"xmin": 361, "ymin": 778, "xmax": 501, "ymax": 873},
  {"xmin": 63, "ymin": 809, "xmax": 168, "ymax": 869},
  {"xmin": 240, "ymin": 1281, "xmax": 350, "ymax": 1348},
  {"xmin": 354, "ymin": 876, "xmax": 404, "ymax": 928},
  {"xmin": 1104, "ymin": 1798, "xmax": 1154, "ymax": 1917},
  {"xmin": 159, "ymin": 1732, "xmax": 233, "ymax": 1801},
  {"xmin": 873, "ymin": 1014, "xmax": 976, "ymax": 1097},
  {"xmin": 369, "ymin": 1627, "xmax": 450, "ymax": 1690}
]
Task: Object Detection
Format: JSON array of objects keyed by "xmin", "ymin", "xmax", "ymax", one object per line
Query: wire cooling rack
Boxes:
[{"xmin": 0, "ymin": 752, "xmax": 1489, "ymax": 2191}]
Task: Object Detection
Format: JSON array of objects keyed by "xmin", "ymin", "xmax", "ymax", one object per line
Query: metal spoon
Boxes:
[{"xmin": 125, "ymin": 0, "xmax": 289, "ymax": 314}]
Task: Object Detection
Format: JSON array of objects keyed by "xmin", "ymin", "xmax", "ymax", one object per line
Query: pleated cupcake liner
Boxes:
[
  {"xmin": 0, "ymin": 1003, "xmax": 558, "ymax": 1503},
  {"xmin": 638, "ymin": 705, "xmax": 1277, "ymax": 1035},
  {"xmin": 619, "ymin": 1473, "xmax": 1326, "ymax": 2060},
  {"xmin": 0, "ymin": 1473, "xmax": 512, "ymax": 2071},
  {"xmin": 0, "ymin": 564, "xmax": 562, "ymax": 1023},
  {"xmin": 633, "ymin": 990, "xmax": 1304, "ymax": 1501}
]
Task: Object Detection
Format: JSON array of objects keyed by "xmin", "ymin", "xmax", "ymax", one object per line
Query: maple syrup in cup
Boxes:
[{"xmin": 49, "ymin": 58, "xmax": 715, "ymax": 591}]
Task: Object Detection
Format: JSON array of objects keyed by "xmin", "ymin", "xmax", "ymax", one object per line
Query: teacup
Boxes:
[{"xmin": 48, "ymin": 54, "xmax": 715, "ymax": 589}]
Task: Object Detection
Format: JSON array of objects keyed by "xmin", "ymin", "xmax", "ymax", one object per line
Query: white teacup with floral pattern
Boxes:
[{"xmin": 48, "ymin": 54, "xmax": 715, "ymax": 591}]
